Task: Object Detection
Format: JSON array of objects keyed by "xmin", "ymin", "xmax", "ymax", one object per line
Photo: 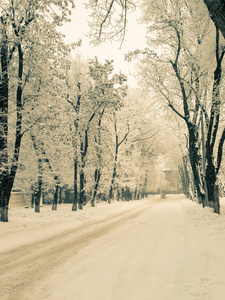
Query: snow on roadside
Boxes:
[
  {"xmin": 181, "ymin": 197, "xmax": 225, "ymax": 234},
  {"xmin": 1, "ymin": 195, "xmax": 225, "ymax": 254},
  {"xmin": 180, "ymin": 197, "xmax": 225, "ymax": 300},
  {"xmin": 0, "ymin": 197, "xmax": 158, "ymax": 252}
]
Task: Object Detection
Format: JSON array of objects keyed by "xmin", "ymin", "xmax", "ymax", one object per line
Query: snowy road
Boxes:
[{"xmin": 1, "ymin": 195, "xmax": 225, "ymax": 299}]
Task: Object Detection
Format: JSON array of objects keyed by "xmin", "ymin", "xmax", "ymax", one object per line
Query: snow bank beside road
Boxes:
[
  {"xmin": 181, "ymin": 197, "xmax": 225, "ymax": 300},
  {"xmin": 182, "ymin": 196, "xmax": 225, "ymax": 232},
  {"xmin": 1, "ymin": 195, "xmax": 225, "ymax": 253},
  {"xmin": 0, "ymin": 197, "xmax": 158, "ymax": 252}
]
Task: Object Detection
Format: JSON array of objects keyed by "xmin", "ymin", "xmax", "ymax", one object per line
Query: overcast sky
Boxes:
[{"xmin": 60, "ymin": 1, "xmax": 147, "ymax": 86}]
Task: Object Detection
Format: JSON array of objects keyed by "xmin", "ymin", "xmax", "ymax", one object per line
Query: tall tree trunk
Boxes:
[
  {"xmin": 72, "ymin": 157, "xmax": 78, "ymax": 211},
  {"xmin": 91, "ymin": 169, "xmax": 101, "ymax": 207},
  {"xmin": 42, "ymin": 192, "xmax": 45, "ymax": 204},
  {"xmin": 31, "ymin": 193, "xmax": 35, "ymax": 208},
  {"xmin": 134, "ymin": 187, "xmax": 137, "ymax": 200},
  {"xmin": 34, "ymin": 158, "xmax": 42, "ymax": 213},
  {"xmin": 214, "ymin": 184, "xmax": 220, "ymax": 214},
  {"xmin": 79, "ymin": 168, "xmax": 85, "ymax": 210},
  {"xmin": 79, "ymin": 139, "xmax": 85, "ymax": 210},
  {"xmin": 67, "ymin": 83, "xmax": 81, "ymax": 212},
  {"xmin": 79, "ymin": 125, "xmax": 90, "ymax": 210},
  {"xmin": 83, "ymin": 178, "xmax": 87, "ymax": 206},
  {"xmin": 205, "ymin": 28, "xmax": 224, "ymax": 211},
  {"xmin": 91, "ymin": 109, "xmax": 104, "ymax": 207},
  {"xmin": 205, "ymin": 158, "xmax": 216, "ymax": 208},
  {"xmin": 52, "ymin": 182, "xmax": 59, "ymax": 211},
  {"xmin": 0, "ymin": 43, "xmax": 24, "ymax": 221},
  {"xmin": 179, "ymin": 164, "xmax": 190, "ymax": 198},
  {"xmin": 200, "ymin": 111, "xmax": 208, "ymax": 207},
  {"xmin": 116, "ymin": 188, "xmax": 120, "ymax": 201},
  {"xmin": 137, "ymin": 190, "xmax": 140, "ymax": 200},
  {"xmin": 0, "ymin": 174, "xmax": 9, "ymax": 222},
  {"xmin": 142, "ymin": 173, "xmax": 148, "ymax": 198},
  {"xmin": 109, "ymin": 134, "xmax": 118, "ymax": 203},
  {"xmin": 59, "ymin": 187, "xmax": 62, "ymax": 204},
  {"xmin": 186, "ymin": 122, "xmax": 205, "ymax": 204},
  {"xmin": 125, "ymin": 187, "xmax": 131, "ymax": 201},
  {"xmin": 108, "ymin": 156, "xmax": 117, "ymax": 204},
  {"xmin": 0, "ymin": 17, "xmax": 9, "ymax": 222},
  {"xmin": 65, "ymin": 189, "xmax": 69, "ymax": 203}
]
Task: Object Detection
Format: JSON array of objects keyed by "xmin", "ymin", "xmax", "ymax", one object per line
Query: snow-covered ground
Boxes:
[
  {"xmin": 1, "ymin": 194, "xmax": 225, "ymax": 251},
  {"xmin": 1, "ymin": 194, "xmax": 225, "ymax": 300},
  {"xmin": 0, "ymin": 197, "xmax": 158, "ymax": 252}
]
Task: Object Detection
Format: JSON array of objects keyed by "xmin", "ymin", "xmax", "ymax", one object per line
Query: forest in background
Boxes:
[{"xmin": 1, "ymin": 0, "xmax": 225, "ymax": 222}]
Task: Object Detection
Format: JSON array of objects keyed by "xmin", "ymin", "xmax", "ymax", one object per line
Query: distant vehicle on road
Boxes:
[{"xmin": 160, "ymin": 192, "xmax": 166, "ymax": 199}]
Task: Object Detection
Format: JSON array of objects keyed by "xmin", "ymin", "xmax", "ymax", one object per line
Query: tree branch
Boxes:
[
  {"xmin": 216, "ymin": 128, "xmax": 225, "ymax": 174},
  {"xmin": 118, "ymin": 124, "xmax": 129, "ymax": 147},
  {"xmin": 21, "ymin": 115, "xmax": 42, "ymax": 137},
  {"xmin": 168, "ymin": 103, "xmax": 186, "ymax": 121},
  {"xmin": 99, "ymin": 0, "xmax": 115, "ymax": 39},
  {"xmin": 169, "ymin": 25, "xmax": 191, "ymax": 124}
]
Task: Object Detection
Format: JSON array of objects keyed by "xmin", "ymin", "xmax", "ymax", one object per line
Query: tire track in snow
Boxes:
[{"xmin": 0, "ymin": 199, "xmax": 163, "ymax": 300}]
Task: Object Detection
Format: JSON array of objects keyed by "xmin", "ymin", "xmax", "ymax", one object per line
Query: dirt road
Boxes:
[{"xmin": 1, "ymin": 196, "xmax": 225, "ymax": 299}]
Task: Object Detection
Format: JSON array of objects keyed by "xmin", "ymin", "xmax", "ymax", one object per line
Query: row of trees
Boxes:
[
  {"xmin": 1, "ymin": 0, "xmax": 174, "ymax": 222},
  {"xmin": 0, "ymin": 0, "xmax": 75, "ymax": 221},
  {"xmin": 86, "ymin": 0, "xmax": 225, "ymax": 212},
  {"xmin": 3, "ymin": 0, "xmax": 224, "ymax": 221},
  {"xmin": 132, "ymin": 0, "xmax": 225, "ymax": 212}
]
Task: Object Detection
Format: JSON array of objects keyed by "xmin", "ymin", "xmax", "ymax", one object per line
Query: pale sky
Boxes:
[{"xmin": 60, "ymin": 1, "xmax": 147, "ymax": 86}]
